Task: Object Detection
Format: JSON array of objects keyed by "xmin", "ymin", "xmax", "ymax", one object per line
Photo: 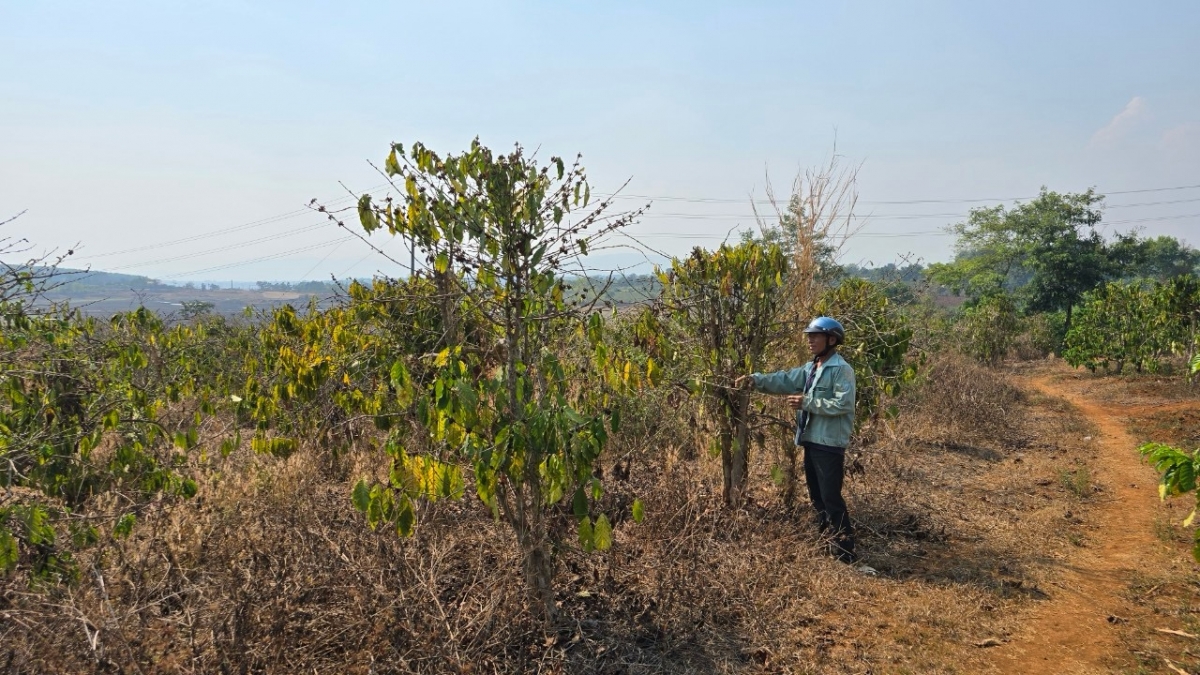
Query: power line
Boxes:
[
  {"xmin": 78, "ymin": 209, "xmax": 310, "ymax": 260},
  {"xmin": 95, "ymin": 180, "xmax": 1200, "ymax": 278},
  {"xmin": 300, "ymin": 239, "xmax": 348, "ymax": 281},
  {"xmin": 630, "ymin": 230, "xmax": 950, "ymax": 239},
  {"xmin": 85, "ymin": 180, "xmax": 1200, "ymax": 265},
  {"xmin": 597, "ymin": 182, "xmax": 1200, "ymax": 207},
  {"xmin": 634, "ymin": 196, "xmax": 1200, "ymax": 221},
  {"xmin": 164, "ymin": 237, "xmax": 354, "ymax": 279},
  {"xmin": 75, "ymin": 182, "xmax": 392, "ymax": 261},
  {"xmin": 104, "ymin": 221, "xmax": 331, "ymax": 271}
]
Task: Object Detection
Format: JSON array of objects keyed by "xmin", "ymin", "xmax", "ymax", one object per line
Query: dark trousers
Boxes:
[{"xmin": 803, "ymin": 443, "xmax": 854, "ymax": 555}]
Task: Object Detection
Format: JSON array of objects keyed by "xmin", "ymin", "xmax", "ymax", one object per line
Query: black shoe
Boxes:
[
  {"xmin": 830, "ymin": 539, "xmax": 857, "ymax": 564},
  {"xmin": 814, "ymin": 513, "xmax": 830, "ymax": 534}
]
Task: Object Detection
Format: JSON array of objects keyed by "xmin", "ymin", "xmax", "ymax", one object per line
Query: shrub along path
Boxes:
[{"xmin": 991, "ymin": 366, "xmax": 1186, "ymax": 674}]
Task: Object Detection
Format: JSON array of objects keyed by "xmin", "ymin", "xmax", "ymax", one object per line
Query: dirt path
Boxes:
[{"xmin": 991, "ymin": 373, "xmax": 1166, "ymax": 674}]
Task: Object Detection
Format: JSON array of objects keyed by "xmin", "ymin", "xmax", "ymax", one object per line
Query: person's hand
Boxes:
[
  {"xmin": 787, "ymin": 394, "xmax": 805, "ymax": 410},
  {"xmin": 734, "ymin": 375, "xmax": 753, "ymax": 389}
]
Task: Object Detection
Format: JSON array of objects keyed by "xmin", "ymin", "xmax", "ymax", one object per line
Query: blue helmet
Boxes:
[{"xmin": 803, "ymin": 316, "xmax": 845, "ymax": 343}]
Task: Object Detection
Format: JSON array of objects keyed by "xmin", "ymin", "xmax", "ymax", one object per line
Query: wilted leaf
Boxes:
[
  {"xmin": 385, "ymin": 148, "xmax": 402, "ymax": 176},
  {"xmin": 578, "ymin": 517, "xmax": 594, "ymax": 552},
  {"xmin": 593, "ymin": 514, "xmax": 613, "ymax": 551}
]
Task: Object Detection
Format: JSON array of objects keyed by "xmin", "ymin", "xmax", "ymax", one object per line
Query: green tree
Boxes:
[
  {"xmin": 658, "ymin": 241, "xmax": 790, "ymax": 507},
  {"xmin": 1064, "ymin": 275, "xmax": 1200, "ymax": 375},
  {"xmin": 1110, "ymin": 233, "xmax": 1200, "ymax": 280},
  {"xmin": 347, "ymin": 140, "xmax": 645, "ymax": 619},
  {"xmin": 927, "ymin": 188, "xmax": 1111, "ymax": 336}
]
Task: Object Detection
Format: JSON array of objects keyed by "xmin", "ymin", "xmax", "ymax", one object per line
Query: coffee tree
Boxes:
[
  {"xmin": 347, "ymin": 140, "xmax": 646, "ymax": 618},
  {"xmin": 814, "ymin": 279, "xmax": 917, "ymax": 429},
  {"xmin": 657, "ymin": 241, "xmax": 790, "ymax": 507},
  {"xmin": 0, "ymin": 304, "xmax": 211, "ymax": 579},
  {"xmin": 1063, "ymin": 276, "xmax": 1200, "ymax": 375},
  {"xmin": 956, "ymin": 293, "xmax": 1020, "ymax": 365}
]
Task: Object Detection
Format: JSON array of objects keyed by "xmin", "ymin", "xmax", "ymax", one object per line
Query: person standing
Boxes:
[{"xmin": 736, "ymin": 316, "xmax": 858, "ymax": 563}]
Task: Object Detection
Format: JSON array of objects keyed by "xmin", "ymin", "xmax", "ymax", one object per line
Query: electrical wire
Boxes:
[
  {"xmin": 163, "ymin": 237, "xmax": 354, "ymax": 279},
  {"xmin": 95, "ymin": 181, "xmax": 1200, "ymax": 278},
  {"xmin": 74, "ymin": 182, "xmax": 391, "ymax": 261}
]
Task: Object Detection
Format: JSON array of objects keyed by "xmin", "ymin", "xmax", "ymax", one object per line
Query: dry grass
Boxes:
[{"xmin": 0, "ymin": 355, "xmax": 1136, "ymax": 674}]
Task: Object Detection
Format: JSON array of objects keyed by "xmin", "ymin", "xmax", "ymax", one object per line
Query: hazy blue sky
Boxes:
[{"xmin": 3, "ymin": 1, "xmax": 1198, "ymax": 282}]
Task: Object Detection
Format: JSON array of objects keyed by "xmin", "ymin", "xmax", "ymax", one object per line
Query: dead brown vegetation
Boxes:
[{"xmin": 0, "ymin": 356, "xmax": 1163, "ymax": 674}]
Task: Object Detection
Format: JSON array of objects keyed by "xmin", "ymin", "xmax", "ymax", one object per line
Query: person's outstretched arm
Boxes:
[{"xmin": 743, "ymin": 367, "xmax": 808, "ymax": 395}]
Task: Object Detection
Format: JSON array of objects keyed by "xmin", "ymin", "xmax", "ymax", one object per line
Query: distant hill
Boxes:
[{"xmin": 46, "ymin": 268, "xmax": 171, "ymax": 293}]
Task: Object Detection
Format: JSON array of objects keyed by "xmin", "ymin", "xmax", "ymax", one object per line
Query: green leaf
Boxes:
[
  {"xmin": 631, "ymin": 498, "xmax": 644, "ymax": 524},
  {"xmin": 435, "ymin": 252, "xmax": 450, "ymax": 274},
  {"xmin": 770, "ymin": 465, "xmax": 785, "ymax": 486},
  {"xmin": 114, "ymin": 513, "xmax": 136, "ymax": 539},
  {"xmin": 395, "ymin": 496, "xmax": 415, "ymax": 537},
  {"xmin": 352, "ymin": 480, "xmax": 371, "ymax": 513},
  {"xmin": 593, "ymin": 514, "xmax": 613, "ymax": 551},
  {"xmin": 0, "ymin": 528, "xmax": 17, "ymax": 572},
  {"xmin": 572, "ymin": 486, "xmax": 588, "ymax": 519},
  {"xmin": 610, "ymin": 406, "xmax": 620, "ymax": 433},
  {"xmin": 358, "ymin": 194, "xmax": 379, "ymax": 232},
  {"xmin": 180, "ymin": 478, "xmax": 198, "ymax": 499}
]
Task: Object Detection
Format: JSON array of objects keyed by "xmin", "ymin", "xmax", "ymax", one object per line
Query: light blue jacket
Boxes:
[{"xmin": 751, "ymin": 352, "xmax": 856, "ymax": 448}]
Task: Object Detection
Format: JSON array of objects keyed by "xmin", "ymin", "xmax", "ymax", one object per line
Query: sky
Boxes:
[{"xmin": 2, "ymin": 1, "xmax": 1198, "ymax": 283}]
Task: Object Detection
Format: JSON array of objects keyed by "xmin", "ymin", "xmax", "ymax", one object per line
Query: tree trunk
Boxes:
[
  {"xmin": 782, "ymin": 436, "xmax": 799, "ymax": 511},
  {"xmin": 1063, "ymin": 304, "xmax": 1073, "ymax": 344},
  {"xmin": 719, "ymin": 388, "xmax": 752, "ymax": 507},
  {"xmin": 520, "ymin": 524, "xmax": 556, "ymax": 622},
  {"xmin": 719, "ymin": 419, "xmax": 734, "ymax": 505},
  {"xmin": 435, "ymin": 268, "xmax": 459, "ymax": 347},
  {"xmin": 505, "ymin": 483, "xmax": 557, "ymax": 623}
]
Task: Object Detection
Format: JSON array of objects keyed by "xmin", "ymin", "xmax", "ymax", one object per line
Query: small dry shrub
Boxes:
[{"xmin": 897, "ymin": 352, "xmax": 1027, "ymax": 447}]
